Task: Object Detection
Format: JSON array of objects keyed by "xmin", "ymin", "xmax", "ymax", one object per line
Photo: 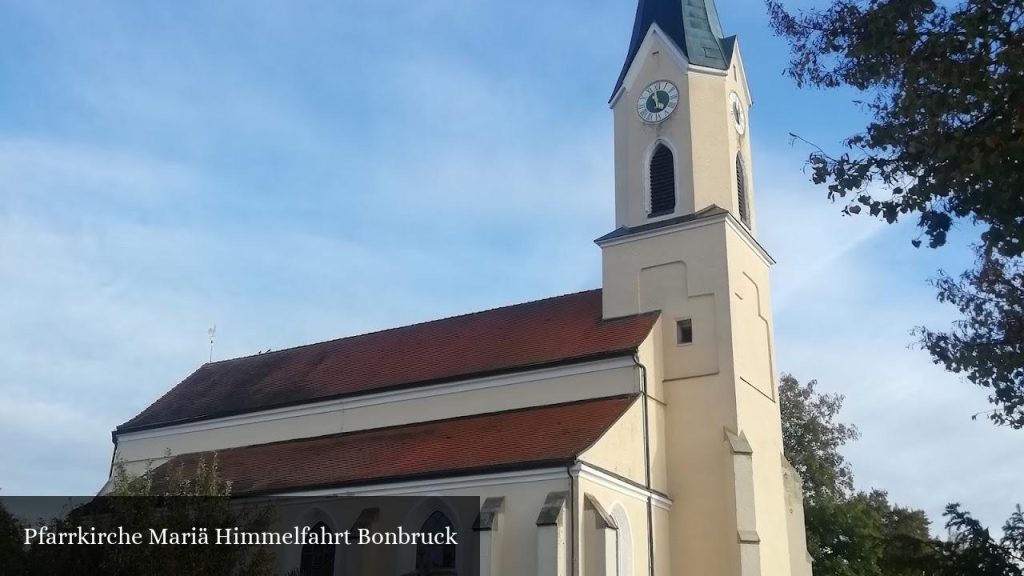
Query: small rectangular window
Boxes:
[{"xmin": 677, "ymin": 319, "xmax": 693, "ymax": 344}]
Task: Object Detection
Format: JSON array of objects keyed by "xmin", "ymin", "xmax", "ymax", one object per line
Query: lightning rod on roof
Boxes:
[{"xmin": 207, "ymin": 325, "xmax": 217, "ymax": 363}]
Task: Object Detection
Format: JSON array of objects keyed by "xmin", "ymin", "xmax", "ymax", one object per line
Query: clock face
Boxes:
[
  {"xmin": 729, "ymin": 92, "xmax": 746, "ymax": 135},
  {"xmin": 637, "ymin": 81, "xmax": 679, "ymax": 124}
]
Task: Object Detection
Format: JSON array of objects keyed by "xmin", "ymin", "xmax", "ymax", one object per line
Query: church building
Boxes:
[{"xmin": 107, "ymin": 1, "xmax": 813, "ymax": 574}]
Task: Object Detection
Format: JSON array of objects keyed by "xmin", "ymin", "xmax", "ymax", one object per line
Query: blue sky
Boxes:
[{"xmin": 0, "ymin": 0, "xmax": 1019, "ymax": 531}]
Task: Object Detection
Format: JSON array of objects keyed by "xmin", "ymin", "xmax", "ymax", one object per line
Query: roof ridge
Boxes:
[
  {"xmin": 121, "ymin": 288, "xmax": 661, "ymax": 432},
  {"xmin": 203, "ymin": 288, "xmax": 604, "ymax": 366}
]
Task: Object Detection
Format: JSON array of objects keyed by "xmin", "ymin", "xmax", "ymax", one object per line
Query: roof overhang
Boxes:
[
  {"xmin": 143, "ymin": 396, "xmax": 640, "ymax": 497},
  {"xmin": 595, "ymin": 206, "xmax": 776, "ymax": 267}
]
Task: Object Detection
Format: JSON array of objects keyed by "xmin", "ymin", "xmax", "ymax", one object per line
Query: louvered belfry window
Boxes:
[
  {"xmin": 737, "ymin": 154, "xmax": 750, "ymax": 226},
  {"xmin": 649, "ymin": 144, "xmax": 676, "ymax": 217}
]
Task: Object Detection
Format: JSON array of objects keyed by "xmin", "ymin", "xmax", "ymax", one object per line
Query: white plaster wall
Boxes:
[
  {"xmin": 578, "ymin": 477, "xmax": 653, "ymax": 576},
  {"xmin": 412, "ymin": 478, "xmax": 570, "ymax": 576},
  {"xmin": 727, "ymin": 224, "xmax": 792, "ymax": 576},
  {"xmin": 580, "ymin": 399, "xmax": 646, "ymax": 485},
  {"xmin": 783, "ymin": 458, "xmax": 814, "ymax": 576},
  {"xmin": 601, "ymin": 215, "xmax": 799, "ymax": 576},
  {"xmin": 268, "ymin": 475, "xmax": 570, "ymax": 576}
]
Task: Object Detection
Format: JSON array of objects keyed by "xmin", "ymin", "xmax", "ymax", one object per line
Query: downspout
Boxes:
[
  {"xmin": 567, "ymin": 464, "xmax": 577, "ymax": 576},
  {"xmin": 634, "ymin": 354, "xmax": 656, "ymax": 576}
]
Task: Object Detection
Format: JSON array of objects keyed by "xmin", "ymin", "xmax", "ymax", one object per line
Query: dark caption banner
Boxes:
[{"xmin": 0, "ymin": 495, "xmax": 480, "ymax": 576}]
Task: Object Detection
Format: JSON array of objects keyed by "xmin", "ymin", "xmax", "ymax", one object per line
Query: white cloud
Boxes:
[
  {"xmin": 757, "ymin": 145, "xmax": 1021, "ymax": 530},
  {"xmin": 0, "ymin": 108, "xmax": 609, "ymax": 494}
]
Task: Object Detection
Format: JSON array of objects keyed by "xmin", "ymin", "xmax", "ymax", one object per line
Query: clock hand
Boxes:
[{"xmin": 653, "ymin": 92, "xmax": 663, "ymax": 110}]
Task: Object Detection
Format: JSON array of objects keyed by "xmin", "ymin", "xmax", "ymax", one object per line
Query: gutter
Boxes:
[{"xmin": 106, "ymin": 434, "xmax": 119, "ymax": 479}]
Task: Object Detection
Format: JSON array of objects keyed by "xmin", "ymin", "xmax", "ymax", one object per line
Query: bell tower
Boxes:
[
  {"xmin": 610, "ymin": 0, "xmax": 755, "ymax": 232},
  {"xmin": 598, "ymin": 1, "xmax": 812, "ymax": 575}
]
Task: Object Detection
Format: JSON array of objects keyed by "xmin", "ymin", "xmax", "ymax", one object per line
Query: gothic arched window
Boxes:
[
  {"xmin": 300, "ymin": 521, "xmax": 335, "ymax": 576},
  {"xmin": 649, "ymin": 143, "xmax": 676, "ymax": 217},
  {"xmin": 611, "ymin": 504, "xmax": 634, "ymax": 576},
  {"xmin": 416, "ymin": 511, "xmax": 457, "ymax": 573},
  {"xmin": 736, "ymin": 153, "xmax": 750, "ymax": 227}
]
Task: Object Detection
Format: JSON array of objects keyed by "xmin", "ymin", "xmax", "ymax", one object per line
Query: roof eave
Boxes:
[{"xmin": 221, "ymin": 459, "xmax": 581, "ymax": 499}]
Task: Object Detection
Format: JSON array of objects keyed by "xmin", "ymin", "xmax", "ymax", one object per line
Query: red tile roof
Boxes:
[
  {"xmin": 155, "ymin": 396, "xmax": 637, "ymax": 495},
  {"xmin": 119, "ymin": 290, "xmax": 658, "ymax": 432}
]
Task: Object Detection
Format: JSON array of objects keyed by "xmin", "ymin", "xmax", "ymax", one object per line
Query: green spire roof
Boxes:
[{"xmin": 612, "ymin": 0, "xmax": 733, "ymax": 98}]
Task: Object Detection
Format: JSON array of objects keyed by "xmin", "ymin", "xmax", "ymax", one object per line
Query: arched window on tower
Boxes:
[
  {"xmin": 300, "ymin": 521, "xmax": 336, "ymax": 576},
  {"xmin": 416, "ymin": 511, "xmax": 457, "ymax": 574},
  {"xmin": 648, "ymin": 143, "xmax": 676, "ymax": 217},
  {"xmin": 736, "ymin": 153, "xmax": 750, "ymax": 227}
]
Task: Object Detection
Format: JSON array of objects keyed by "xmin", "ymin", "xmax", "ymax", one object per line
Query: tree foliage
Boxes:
[
  {"xmin": 766, "ymin": 0, "xmax": 1024, "ymax": 427},
  {"xmin": 0, "ymin": 498, "xmax": 28, "ymax": 575},
  {"xmin": 108, "ymin": 452, "xmax": 234, "ymax": 497},
  {"xmin": 781, "ymin": 374, "xmax": 930, "ymax": 575},
  {"xmin": 937, "ymin": 504, "xmax": 1024, "ymax": 576},
  {"xmin": 779, "ymin": 374, "xmax": 860, "ymax": 503},
  {"xmin": 780, "ymin": 373, "xmax": 1022, "ymax": 575},
  {"xmin": 0, "ymin": 456, "xmax": 277, "ymax": 576},
  {"xmin": 920, "ymin": 252, "xmax": 1024, "ymax": 426},
  {"xmin": 803, "ymin": 489, "xmax": 933, "ymax": 576}
]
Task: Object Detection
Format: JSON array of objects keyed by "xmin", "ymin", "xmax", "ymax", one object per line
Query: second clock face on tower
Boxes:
[
  {"xmin": 637, "ymin": 81, "xmax": 679, "ymax": 124},
  {"xmin": 729, "ymin": 91, "xmax": 746, "ymax": 135}
]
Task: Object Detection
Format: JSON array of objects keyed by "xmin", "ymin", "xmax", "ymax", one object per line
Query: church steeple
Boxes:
[
  {"xmin": 607, "ymin": 0, "xmax": 754, "ymax": 234},
  {"xmin": 612, "ymin": 0, "xmax": 733, "ymax": 98},
  {"xmin": 598, "ymin": 6, "xmax": 810, "ymax": 576}
]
